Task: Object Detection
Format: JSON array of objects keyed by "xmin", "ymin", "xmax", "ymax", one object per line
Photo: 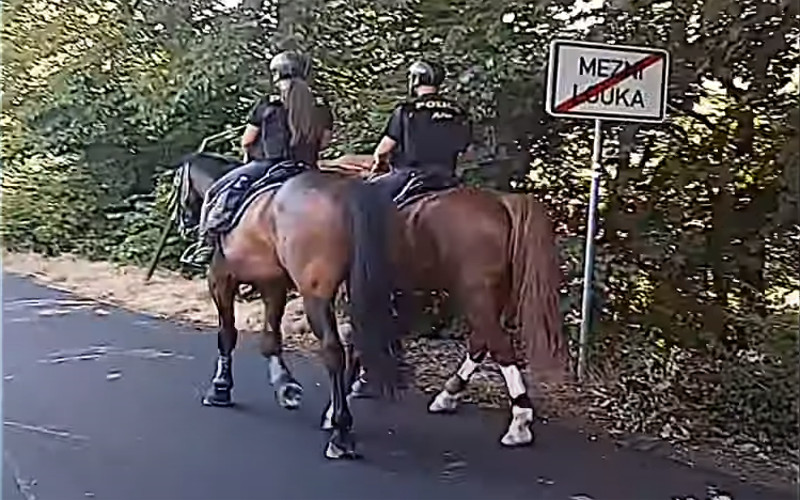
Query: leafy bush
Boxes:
[
  {"xmin": 1, "ymin": 154, "xmax": 110, "ymax": 257},
  {"xmin": 588, "ymin": 311, "xmax": 799, "ymax": 451},
  {"xmin": 106, "ymin": 172, "xmax": 186, "ymax": 270},
  {"xmin": 710, "ymin": 312, "xmax": 800, "ymax": 451}
]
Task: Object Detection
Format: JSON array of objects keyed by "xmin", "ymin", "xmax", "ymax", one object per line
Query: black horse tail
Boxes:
[{"xmin": 344, "ymin": 180, "xmax": 402, "ymax": 393}]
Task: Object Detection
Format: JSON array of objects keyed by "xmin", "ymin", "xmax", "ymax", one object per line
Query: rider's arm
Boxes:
[
  {"xmin": 241, "ymin": 99, "xmax": 267, "ymax": 159},
  {"xmin": 241, "ymin": 126, "xmax": 260, "ymax": 153},
  {"xmin": 371, "ymin": 106, "xmax": 403, "ymax": 173},
  {"xmin": 372, "ymin": 137, "xmax": 396, "ymax": 173}
]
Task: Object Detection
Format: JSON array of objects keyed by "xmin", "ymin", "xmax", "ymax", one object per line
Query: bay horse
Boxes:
[
  {"xmin": 319, "ymin": 154, "xmax": 573, "ymax": 447},
  {"xmin": 173, "ymin": 152, "xmax": 402, "ymax": 459}
]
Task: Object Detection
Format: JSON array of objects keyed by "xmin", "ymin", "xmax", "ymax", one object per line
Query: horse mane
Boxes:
[{"xmin": 176, "ymin": 152, "xmax": 241, "ymax": 178}]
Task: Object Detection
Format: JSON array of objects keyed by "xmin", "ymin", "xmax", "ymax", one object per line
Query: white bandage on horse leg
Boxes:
[
  {"xmin": 456, "ymin": 355, "xmax": 479, "ymax": 381},
  {"xmin": 501, "ymin": 404, "xmax": 535, "ymax": 446},
  {"xmin": 429, "ymin": 354, "xmax": 481, "ymax": 413},
  {"xmin": 268, "ymin": 355, "xmax": 285, "ymax": 385},
  {"xmin": 499, "ymin": 364, "xmax": 527, "ymax": 400},
  {"xmin": 321, "ymin": 400, "xmax": 334, "ymax": 430},
  {"xmin": 499, "ymin": 364, "xmax": 534, "ymax": 446}
]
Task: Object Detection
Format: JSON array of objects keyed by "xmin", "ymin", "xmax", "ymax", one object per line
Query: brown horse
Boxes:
[
  {"xmin": 191, "ymin": 159, "xmax": 402, "ymax": 459},
  {"xmin": 320, "ymin": 154, "xmax": 573, "ymax": 447}
]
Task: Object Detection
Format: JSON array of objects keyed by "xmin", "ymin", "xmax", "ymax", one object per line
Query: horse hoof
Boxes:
[
  {"xmin": 202, "ymin": 386, "xmax": 234, "ymax": 407},
  {"xmin": 276, "ymin": 381, "xmax": 303, "ymax": 410},
  {"xmin": 500, "ymin": 428, "xmax": 534, "ymax": 447},
  {"xmin": 428, "ymin": 390, "xmax": 459, "ymax": 413},
  {"xmin": 324, "ymin": 437, "xmax": 359, "ymax": 460}
]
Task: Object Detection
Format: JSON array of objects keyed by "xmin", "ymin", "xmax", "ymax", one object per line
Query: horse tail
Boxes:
[
  {"xmin": 501, "ymin": 193, "xmax": 573, "ymax": 386},
  {"xmin": 344, "ymin": 180, "xmax": 401, "ymax": 391}
]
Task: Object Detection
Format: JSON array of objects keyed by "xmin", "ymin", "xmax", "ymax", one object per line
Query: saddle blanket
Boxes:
[{"xmin": 209, "ymin": 160, "xmax": 309, "ymax": 235}]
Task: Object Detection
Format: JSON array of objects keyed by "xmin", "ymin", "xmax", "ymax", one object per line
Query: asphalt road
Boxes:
[{"xmin": 1, "ymin": 273, "xmax": 792, "ymax": 500}]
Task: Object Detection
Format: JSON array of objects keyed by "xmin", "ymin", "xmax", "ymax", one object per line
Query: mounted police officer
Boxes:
[
  {"xmin": 343, "ymin": 60, "xmax": 471, "ymax": 399},
  {"xmin": 369, "ymin": 59, "xmax": 472, "ymax": 201},
  {"xmin": 182, "ymin": 50, "xmax": 334, "ymax": 266}
]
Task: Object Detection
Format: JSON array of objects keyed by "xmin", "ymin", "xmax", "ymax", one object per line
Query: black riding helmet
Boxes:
[
  {"xmin": 407, "ymin": 60, "xmax": 446, "ymax": 95},
  {"xmin": 269, "ymin": 50, "xmax": 311, "ymax": 83}
]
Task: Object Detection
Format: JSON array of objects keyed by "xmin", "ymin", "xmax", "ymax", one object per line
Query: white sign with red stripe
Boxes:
[{"xmin": 545, "ymin": 40, "xmax": 670, "ymax": 123}]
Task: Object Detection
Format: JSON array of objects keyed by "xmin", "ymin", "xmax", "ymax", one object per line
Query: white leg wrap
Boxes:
[
  {"xmin": 212, "ymin": 356, "xmax": 230, "ymax": 385},
  {"xmin": 321, "ymin": 400, "xmax": 334, "ymax": 430},
  {"xmin": 268, "ymin": 356, "xmax": 284, "ymax": 385},
  {"xmin": 428, "ymin": 354, "xmax": 480, "ymax": 413},
  {"xmin": 456, "ymin": 355, "xmax": 479, "ymax": 380},
  {"xmin": 428, "ymin": 390, "xmax": 459, "ymax": 413},
  {"xmin": 501, "ymin": 405, "xmax": 535, "ymax": 446},
  {"xmin": 500, "ymin": 364, "xmax": 527, "ymax": 399}
]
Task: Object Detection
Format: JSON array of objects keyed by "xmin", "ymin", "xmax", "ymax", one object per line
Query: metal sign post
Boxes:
[
  {"xmin": 577, "ymin": 118, "xmax": 603, "ymax": 381},
  {"xmin": 545, "ymin": 39, "xmax": 670, "ymax": 381}
]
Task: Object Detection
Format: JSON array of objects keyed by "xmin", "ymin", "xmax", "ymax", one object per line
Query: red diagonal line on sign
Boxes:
[{"xmin": 555, "ymin": 53, "xmax": 662, "ymax": 113}]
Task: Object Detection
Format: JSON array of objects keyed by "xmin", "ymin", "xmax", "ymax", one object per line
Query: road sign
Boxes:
[
  {"xmin": 545, "ymin": 39, "xmax": 670, "ymax": 123},
  {"xmin": 544, "ymin": 39, "xmax": 672, "ymax": 382}
]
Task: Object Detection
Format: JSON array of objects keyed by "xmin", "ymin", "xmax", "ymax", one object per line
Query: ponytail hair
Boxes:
[{"xmin": 279, "ymin": 78, "xmax": 324, "ymax": 148}]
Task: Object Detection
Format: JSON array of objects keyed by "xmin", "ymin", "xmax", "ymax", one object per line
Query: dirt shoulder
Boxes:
[{"xmin": 2, "ymin": 251, "xmax": 796, "ymax": 493}]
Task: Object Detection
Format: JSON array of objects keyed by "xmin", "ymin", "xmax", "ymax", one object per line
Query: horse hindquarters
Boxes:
[
  {"xmin": 270, "ymin": 174, "xmax": 400, "ymax": 459},
  {"xmin": 404, "ymin": 191, "xmax": 533, "ymax": 445}
]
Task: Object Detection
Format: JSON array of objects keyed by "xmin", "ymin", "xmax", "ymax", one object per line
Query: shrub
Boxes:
[{"xmin": 1, "ymin": 154, "xmax": 109, "ymax": 257}]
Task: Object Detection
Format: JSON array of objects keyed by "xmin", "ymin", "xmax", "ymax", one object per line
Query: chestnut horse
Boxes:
[
  {"xmin": 174, "ymin": 153, "xmax": 402, "ymax": 459},
  {"xmin": 320, "ymin": 154, "xmax": 573, "ymax": 447}
]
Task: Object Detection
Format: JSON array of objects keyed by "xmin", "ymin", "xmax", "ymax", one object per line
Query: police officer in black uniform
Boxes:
[
  {"xmin": 370, "ymin": 59, "xmax": 472, "ymax": 200},
  {"xmin": 346, "ymin": 60, "xmax": 471, "ymax": 398},
  {"xmin": 182, "ymin": 50, "xmax": 334, "ymax": 266},
  {"xmin": 241, "ymin": 51, "xmax": 334, "ymax": 165}
]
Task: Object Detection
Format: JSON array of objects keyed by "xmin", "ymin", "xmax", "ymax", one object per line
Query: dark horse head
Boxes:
[{"xmin": 172, "ymin": 152, "xmax": 241, "ymax": 236}]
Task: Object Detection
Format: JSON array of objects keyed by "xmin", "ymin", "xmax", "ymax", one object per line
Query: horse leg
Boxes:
[
  {"xmin": 202, "ymin": 261, "xmax": 238, "ymax": 407},
  {"xmin": 258, "ymin": 279, "xmax": 303, "ymax": 410},
  {"xmin": 334, "ymin": 284, "xmax": 364, "ymax": 398},
  {"xmin": 321, "ymin": 319, "xmax": 358, "ymax": 430},
  {"xmin": 464, "ymin": 288, "xmax": 535, "ymax": 447},
  {"xmin": 421, "ymin": 285, "xmax": 488, "ymax": 413},
  {"xmin": 427, "ymin": 345, "xmax": 487, "ymax": 414},
  {"xmin": 321, "ymin": 328, "xmax": 356, "ymax": 431},
  {"xmin": 305, "ymin": 295, "xmax": 357, "ymax": 459},
  {"xmin": 348, "ymin": 286, "xmax": 414, "ymax": 400}
]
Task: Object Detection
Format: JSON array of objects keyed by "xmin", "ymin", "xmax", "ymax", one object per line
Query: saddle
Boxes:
[
  {"xmin": 205, "ymin": 160, "xmax": 310, "ymax": 236},
  {"xmin": 392, "ymin": 170, "xmax": 459, "ymax": 210}
]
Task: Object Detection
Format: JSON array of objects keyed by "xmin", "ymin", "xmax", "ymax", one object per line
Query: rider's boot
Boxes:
[
  {"xmin": 180, "ymin": 233, "xmax": 216, "ymax": 268},
  {"xmin": 180, "ymin": 191, "xmax": 230, "ymax": 268}
]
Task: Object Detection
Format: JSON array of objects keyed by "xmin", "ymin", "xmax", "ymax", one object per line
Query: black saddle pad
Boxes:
[
  {"xmin": 218, "ymin": 160, "xmax": 311, "ymax": 234},
  {"xmin": 246, "ymin": 160, "xmax": 310, "ymax": 196},
  {"xmin": 394, "ymin": 171, "xmax": 459, "ymax": 209}
]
